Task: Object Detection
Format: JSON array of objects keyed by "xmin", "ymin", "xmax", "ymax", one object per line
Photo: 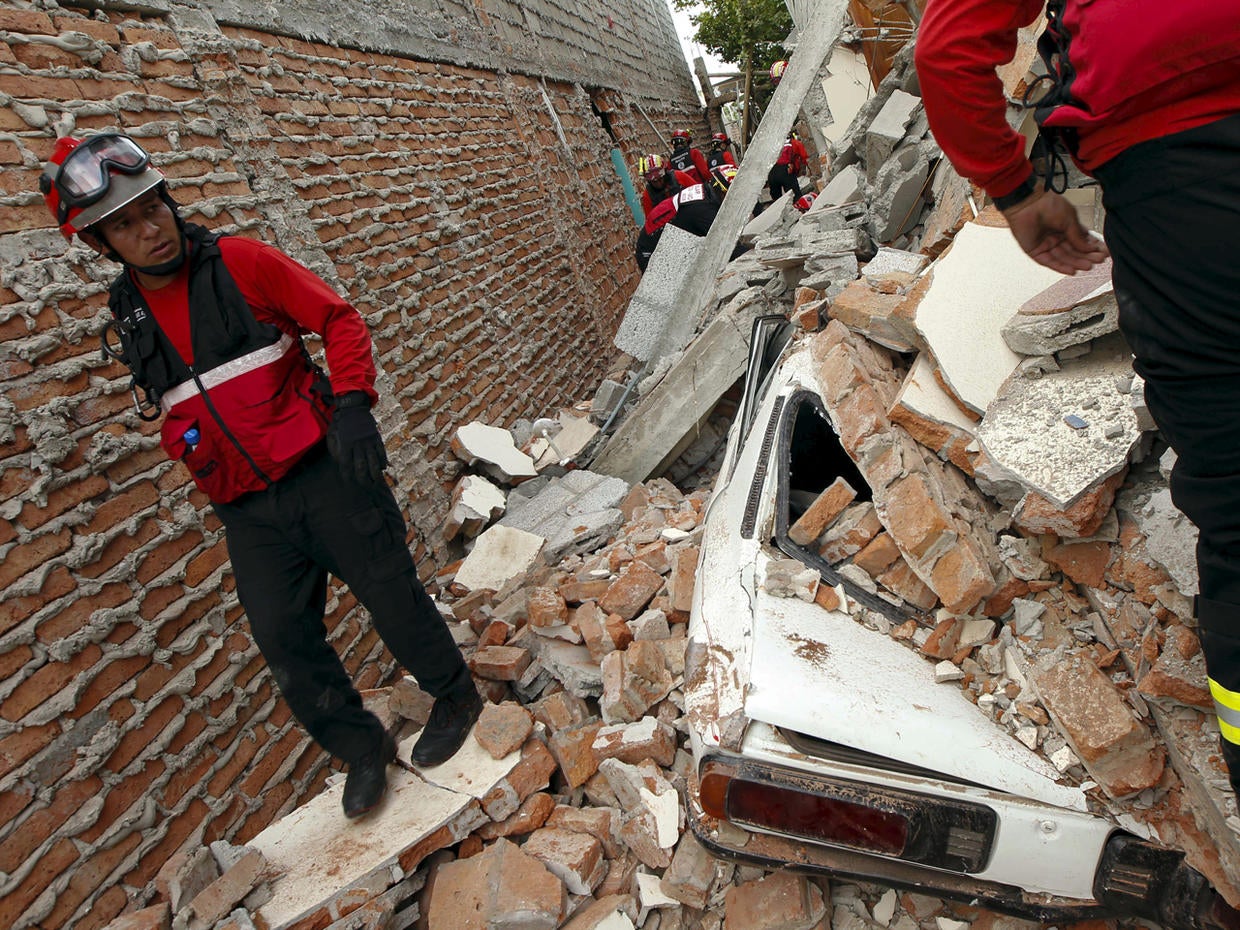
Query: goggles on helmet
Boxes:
[{"xmin": 41, "ymin": 134, "xmax": 151, "ymax": 225}]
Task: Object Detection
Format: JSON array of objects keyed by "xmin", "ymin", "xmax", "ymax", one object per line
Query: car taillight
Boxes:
[
  {"xmin": 699, "ymin": 758, "xmax": 996, "ymax": 873},
  {"xmin": 728, "ymin": 777, "xmax": 909, "ymax": 855}
]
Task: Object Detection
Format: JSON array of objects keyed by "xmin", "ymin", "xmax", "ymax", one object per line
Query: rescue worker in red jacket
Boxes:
[
  {"xmin": 634, "ymin": 181, "xmax": 751, "ymax": 272},
  {"xmin": 638, "ymin": 153, "xmax": 698, "ymax": 217},
  {"xmin": 669, "ymin": 129, "xmax": 711, "ymax": 187},
  {"xmin": 635, "ymin": 182, "xmax": 719, "ymax": 271},
  {"xmin": 40, "ymin": 133, "xmax": 483, "ymax": 819},
  {"xmin": 706, "ymin": 132, "xmax": 737, "ymax": 172},
  {"xmin": 915, "ymin": 1, "xmax": 1240, "ymax": 795},
  {"xmin": 767, "ymin": 131, "xmax": 809, "ymax": 201}
]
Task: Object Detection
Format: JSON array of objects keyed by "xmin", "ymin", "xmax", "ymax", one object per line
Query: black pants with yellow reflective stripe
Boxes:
[
  {"xmin": 1097, "ymin": 112, "xmax": 1240, "ymax": 788},
  {"xmin": 213, "ymin": 442, "xmax": 471, "ymax": 766}
]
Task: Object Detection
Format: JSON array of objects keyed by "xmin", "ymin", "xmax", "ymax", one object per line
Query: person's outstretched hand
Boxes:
[{"xmin": 1002, "ymin": 189, "xmax": 1109, "ymax": 274}]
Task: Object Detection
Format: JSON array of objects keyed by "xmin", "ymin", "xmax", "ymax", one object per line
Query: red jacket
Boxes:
[
  {"xmin": 776, "ymin": 138, "xmax": 808, "ymax": 175},
  {"xmin": 116, "ymin": 233, "xmax": 376, "ymax": 502},
  {"xmin": 916, "ymin": 0, "xmax": 1240, "ymax": 198},
  {"xmin": 641, "ymin": 170, "xmax": 699, "ymax": 216}
]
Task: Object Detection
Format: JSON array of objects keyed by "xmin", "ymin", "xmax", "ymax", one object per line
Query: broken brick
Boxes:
[
  {"xmin": 788, "ymin": 477, "xmax": 858, "ymax": 546},
  {"xmin": 474, "ymin": 701, "xmax": 534, "ymax": 759},
  {"xmin": 1032, "ymin": 653, "xmax": 1165, "ymax": 799},
  {"xmin": 599, "ymin": 561, "xmax": 664, "ymax": 621}
]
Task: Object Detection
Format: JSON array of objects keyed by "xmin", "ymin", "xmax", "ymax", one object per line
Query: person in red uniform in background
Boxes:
[
  {"xmin": 706, "ymin": 132, "xmax": 737, "ymax": 172},
  {"xmin": 766, "ymin": 131, "xmax": 808, "ymax": 201},
  {"xmin": 40, "ymin": 133, "xmax": 483, "ymax": 819},
  {"xmin": 638, "ymin": 153, "xmax": 698, "ymax": 217},
  {"xmin": 915, "ymin": 0, "xmax": 1240, "ymax": 796},
  {"xmin": 669, "ymin": 129, "xmax": 711, "ymax": 187}
]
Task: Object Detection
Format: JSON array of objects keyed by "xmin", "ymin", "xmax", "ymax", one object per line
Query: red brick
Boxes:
[
  {"xmin": 0, "ymin": 528, "xmax": 72, "ymax": 588},
  {"xmin": 0, "ymin": 7, "xmax": 55, "ymax": 32},
  {"xmin": 82, "ymin": 481, "xmax": 161, "ymax": 535},
  {"xmin": 1, "ymin": 645, "xmax": 103, "ymax": 722},
  {"xmin": 470, "ymin": 645, "xmax": 531, "ymax": 681},
  {"xmin": 77, "ymin": 519, "xmax": 161, "ymax": 580},
  {"xmin": 0, "ymin": 837, "xmax": 79, "ymax": 928},
  {"xmin": 930, "ymin": 542, "xmax": 995, "ymax": 614},
  {"xmin": 106, "ymin": 696, "xmax": 185, "ymax": 774},
  {"xmin": 130, "ymin": 799, "xmax": 212, "ymax": 887},
  {"xmin": 135, "ymin": 529, "xmax": 205, "ymax": 585},
  {"xmin": 1032, "ymin": 654, "xmax": 1165, "ymax": 798},
  {"xmin": 723, "ymin": 870, "xmax": 826, "ymax": 930},
  {"xmin": 0, "ymin": 776, "xmax": 103, "ymax": 872},
  {"xmin": 184, "ymin": 539, "xmax": 229, "ymax": 587},
  {"xmin": 42, "ymin": 830, "xmax": 143, "ymax": 929},
  {"xmin": 35, "ymin": 581, "xmax": 131, "ymax": 645},
  {"xmin": 79, "ymin": 758, "xmax": 164, "ymax": 845},
  {"xmin": 788, "ymin": 477, "xmax": 857, "ymax": 546},
  {"xmin": 884, "ymin": 474, "xmax": 953, "ymax": 560},
  {"xmin": 0, "ymin": 720, "xmax": 61, "ymax": 778},
  {"xmin": 598, "ymin": 561, "xmax": 664, "ymax": 621}
]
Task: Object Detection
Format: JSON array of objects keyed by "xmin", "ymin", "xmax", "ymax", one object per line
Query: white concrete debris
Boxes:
[
  {"xmin": 913, "ymin": 221, "xmax": 1063, "ymax": 414},
  {"xmin": 445, "ymin": 474, "xmax": 507, "ymax": 541},
  {"xmin": 816, "ymin": 163, "xmax": 866, "ymax": 207},
  {"xmin": 763, "ymin": 558, "xmax": 821, "ymax": 601},
  {"xmin": 454, "ymin": 524, "xmax": 546, "ymax": 592},
  {"xmin": 864, "ymin": 89, "xmax": 922, "ymax": 181},
  {"xmin": 452, "ymin": 421, "xmax": 539, "ymax": 483},
  {"xmin": 977, "ymin": 333, "xmax": 1140, "ymax": 507}
]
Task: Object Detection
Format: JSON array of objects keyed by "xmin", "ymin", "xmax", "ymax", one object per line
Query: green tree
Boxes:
[{"xmin": 673, "ymin": 0, "xmax": 792, "ymax": 75}]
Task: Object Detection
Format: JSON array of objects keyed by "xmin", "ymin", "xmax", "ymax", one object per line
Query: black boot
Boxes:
[
  {"xmin": 342, "ymin": 732, "xmax": 396, "ymax": 818},
  {"xmin": 411, "ymin": 686, "xmax": 483, "ymax": 767}
]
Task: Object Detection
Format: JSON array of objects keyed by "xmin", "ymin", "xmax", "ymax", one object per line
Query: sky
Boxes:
[{"xmin": 668, "ymin": 2, "xmax": 733, "ymax": 80}]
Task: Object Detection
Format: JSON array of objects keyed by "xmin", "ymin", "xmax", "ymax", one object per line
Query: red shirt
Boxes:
[
  {"xmin": 916, "ymin": 0, "xmax": 1240, "ymax": 198},
  {"xmin": 135, "ymin": 236, "xmax": 377, "ymax": 403}
]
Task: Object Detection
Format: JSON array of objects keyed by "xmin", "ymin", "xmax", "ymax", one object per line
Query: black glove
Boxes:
[{"xmin": 327, "ymin": 391, "xmax": 388, "ymax": 485}]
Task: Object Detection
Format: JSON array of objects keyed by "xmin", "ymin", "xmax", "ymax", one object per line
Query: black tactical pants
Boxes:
[
  {"xmin": 214, "ymin": 443, "xmax": 471, "ymax": 765},
  {"xmin": 1097, "ymin": 112, "xmax": 1240, "ymax": 771},
  {"xmin": 767, "ymin": 163, "xmax": 802, "ymax": 201}
]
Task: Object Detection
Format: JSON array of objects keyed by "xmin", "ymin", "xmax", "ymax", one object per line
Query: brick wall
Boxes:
[{"xmin": 0, "ymin": 0, "xmax": 707, "ymax": 926}]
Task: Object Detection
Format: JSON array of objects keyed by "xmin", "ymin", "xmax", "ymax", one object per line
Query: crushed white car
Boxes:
[{"xmin": 683, "ymin": 317, "xmax": 1240, "ymax": 930}]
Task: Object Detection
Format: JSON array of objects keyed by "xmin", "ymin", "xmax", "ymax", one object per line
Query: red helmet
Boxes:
[
  {"xmin": 795, "ymin": 192, "xmax": 817, "ymax": 213},
  {"xmin": 769, "ymin": 60, "xmax": 789, "ymax": 83},
  {"xmin": 40, "ymin": 133, "xmax": 165, "ymax": 241},
  {"xmin": 671, "ymin": 129, "xmax": 691, "ymax": 145},
  {"xmin": 710, "ymin": 132, "xmax": 729, "ymax": 147},
  {"xmin": 638, "ymin": 153, "xmax": 669, "ymax": 181}
]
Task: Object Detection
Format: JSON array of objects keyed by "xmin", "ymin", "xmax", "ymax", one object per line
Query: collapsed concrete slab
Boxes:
[
  {"xmin": 500, "ymin": 470, "xmax": 630, "ymax": 563},
  {"xmin": 864, "ymin": 89, "xmax": 922, "ymax": 181},
  {"xmin": 455, "ymin": 524, "xmax": 546, "ymax": 593},
  {"xmin": 977, "ymin": 332, "xmax": 1140, "ymax": 509},
  {"xmin": 589, "ymin": 292, "xmax": 772, "ymax": 484},
  {"xmin": 614, "ymin": 226, "xmax": 707, "ymax": 363},
  {"xmin": 248, "ymin": 732, "xmax": 509, "ymax": 929},
  {"xmin": 1002, "ymin": 258, "xmax": 1118, "ymax": 356},
  {"xmin": 820, "ymin": 47, "xmax": 873, "ymax": 146},
  {"xmin": 451, "ymin": 422, "xmax": 538, "ymax": 484},
  {"xmin": 815, "ymin": 163, "xmax": 865, "ymax": 207},
  {"xmin": 913, "ymin": 217, "xmax": 1064, "ymax": 414}
]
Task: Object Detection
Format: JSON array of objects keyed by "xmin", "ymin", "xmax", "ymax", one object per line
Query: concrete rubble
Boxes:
[{"xmin": 104, "ymin": 22, "xmax": 1240, "ymax": 930}]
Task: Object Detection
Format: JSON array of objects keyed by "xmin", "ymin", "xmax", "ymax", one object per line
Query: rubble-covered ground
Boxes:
[{"xmin": 109, "ymin": 30, "xmax": 1240, "ymax": 930}]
